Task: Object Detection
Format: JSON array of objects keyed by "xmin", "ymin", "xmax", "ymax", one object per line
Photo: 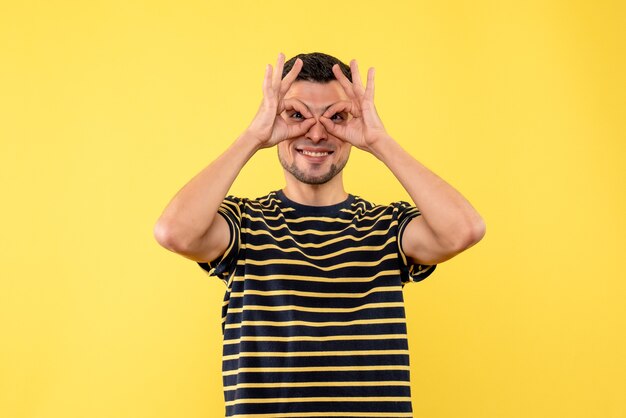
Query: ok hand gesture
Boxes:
[
  {"xmin": 319, "ymin": 60, "xmax": 390, "ymax": 153},
  {"xmin": 245, "ymin": 53, "xmax": 316, "ymax": 149}
]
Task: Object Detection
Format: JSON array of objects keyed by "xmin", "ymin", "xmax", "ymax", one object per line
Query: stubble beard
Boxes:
[{"xmin": 278, "ymin": 150, "xmax": 348, "ymax": 185}]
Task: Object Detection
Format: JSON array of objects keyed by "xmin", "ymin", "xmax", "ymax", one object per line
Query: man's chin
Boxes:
[
  {"xmin": 291, "ymin": 168, "xmax": 337, "ymax": 185},
  {"xmin": 279, "ymin": 162, "xmax": 338, "ymax": 185},
  {"xmin": 296, "ymin": 175, "xmax": 334, "ymax": 185}
]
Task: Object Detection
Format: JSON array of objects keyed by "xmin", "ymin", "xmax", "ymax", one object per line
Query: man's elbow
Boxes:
[
  {"xmin": 153, "ymin": 219, "xmax": 187, "ymax": 253},
  {"xmin": 454, "ymin": 217, "xmax": 486, "ymax": 252}
]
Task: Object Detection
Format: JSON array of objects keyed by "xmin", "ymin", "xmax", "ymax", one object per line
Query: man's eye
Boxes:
[
  {"xmin": 330, "ymin": 113, "xmax": 344, "ymax": 122},
  {"xmin": 291, "ymin": 112, "xmax": 304, "ymax": 120}
]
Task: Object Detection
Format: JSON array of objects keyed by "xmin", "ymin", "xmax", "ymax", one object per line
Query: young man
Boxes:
[{"xmin": 154, "ymin": 52, "xmax": 486, "ymax": 417}]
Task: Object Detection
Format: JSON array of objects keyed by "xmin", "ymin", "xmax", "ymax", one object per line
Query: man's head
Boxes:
[
  {"xmin": 282, "ymin": 52, "xmax": 352, "ymax": 83},
  {"xmin": 277, "ymin": 52, "xmax": 353, "ymax": 186}
]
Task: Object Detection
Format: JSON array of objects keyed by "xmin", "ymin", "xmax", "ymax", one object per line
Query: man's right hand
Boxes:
[
  {"xmin": 154, "ymin": 53, "xmax": 315, "ymax": 264},
  {"xmin": 244, "ymin": 53, "xmax": 316, "ymax": 148}
]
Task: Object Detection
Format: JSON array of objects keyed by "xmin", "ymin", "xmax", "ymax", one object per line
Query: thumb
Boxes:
[
  {"xmin": 287, "ymin": 118, "xmax": 316, "ymax": 139},
  {"xmin": 319, "ymin": 117, "xmax": 345, "ymax": 140}
]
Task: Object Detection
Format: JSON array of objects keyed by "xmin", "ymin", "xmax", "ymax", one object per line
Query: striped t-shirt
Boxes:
[{"xmin": 197, "ymin": 189, "xmax": 436, "ymax": 418}]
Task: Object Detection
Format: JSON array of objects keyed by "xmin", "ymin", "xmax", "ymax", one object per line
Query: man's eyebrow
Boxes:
[{"xmin": 293, "ymin": 99, "xmax": 338, "ymax": 115}]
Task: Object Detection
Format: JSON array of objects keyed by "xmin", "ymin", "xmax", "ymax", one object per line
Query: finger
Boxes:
[
  {"xmin": 262, "ymin": 64, "xmax": 273, "ymax": 97},
  {"xmin": 365, "ymin": 67, "xmax": 375, "ymax": 100},
  {"xmin": 350, "ymin": 60, "xmax": 366, "ymax": 96},
  {"xmin": 321, "ymin": 100, "xmax": 355, "ymax": 119},
  {"xmin": 319, "ymin": 116, "xmax": 346, "ymax": 140},
  {"xmin": 332, "ymin": 64, "xmax": 356, "ymax": 100},
  {"xmin": 283, "ymin": 98, "xmax": 313, "ymax": 118},
  {"xmin": 272, "ymin": 53, "xmax": 286, "ymax": 92},
  {"xmin": 279, "ymin": 58, "xmax": 303, "ymax": 96},
  {"xmin": 287, "ymin": 117, "xmax": 316, "ymax": 139}
]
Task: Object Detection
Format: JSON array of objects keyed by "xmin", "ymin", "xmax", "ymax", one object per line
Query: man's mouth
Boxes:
[
  {"xmin": 296, "ymin": 147, "xmax": 334, "ymax": 158},
  {"xmin": 298, "ymin": 149, "xmax": 332, "ymax": 157}
]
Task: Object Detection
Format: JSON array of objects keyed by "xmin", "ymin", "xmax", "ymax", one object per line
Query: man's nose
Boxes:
[{"xmin": 305, "ymin": 118, "xmax": 328, "ymax": 143}]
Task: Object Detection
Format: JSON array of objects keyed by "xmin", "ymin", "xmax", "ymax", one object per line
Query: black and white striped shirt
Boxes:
[{"xmin": 198, "ymin": 190, "xmax": 436, "ymax": 418}]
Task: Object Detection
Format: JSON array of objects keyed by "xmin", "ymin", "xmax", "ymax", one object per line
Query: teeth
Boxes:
[{"xmin": 301, "ymin": 150, "xmax": 329, "ymax": 157}]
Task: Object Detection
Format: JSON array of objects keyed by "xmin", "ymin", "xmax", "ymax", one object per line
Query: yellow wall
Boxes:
[{"xmin": 1, "ymin": 1, "xmax": 624, "ymax": 417}]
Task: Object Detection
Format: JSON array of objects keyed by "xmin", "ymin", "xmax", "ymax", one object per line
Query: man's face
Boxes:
[{"xmin": 278, "ymin": 80, "xmax": 351, "ymax": 185}]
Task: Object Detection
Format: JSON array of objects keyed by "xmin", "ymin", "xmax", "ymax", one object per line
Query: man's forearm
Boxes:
[
  {"xmin": 154, "ymin": 133, "xmax": 259, "ymax": 248},
  {"xmin": 370, "ymin": 135, "xmax": 485, "ymax": 248}
]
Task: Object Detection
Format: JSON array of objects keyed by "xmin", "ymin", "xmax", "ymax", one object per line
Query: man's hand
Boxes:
[
  {"xmin": 319, "ymin": 60, "xmax": 390, "ymax": 153},
  {"xmin": 244, "ymin": 53, "xmax": 316, "ymax": 149}
]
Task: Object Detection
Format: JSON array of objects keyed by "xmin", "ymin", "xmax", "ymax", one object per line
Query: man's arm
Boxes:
[
  {"xmin": 369, "ymin": 137, "xmax": 486, "ymax": 265},
  {"xmin": 153, "ymin": 135, "xmax": 258, "ymax": 262},
  {"xmin": 320, "ymin": 60, "xmax": 485, "ymax": 266},
  {"xmin": 153, "ymin": 54, "xmax": 315, "ymax": 262}
]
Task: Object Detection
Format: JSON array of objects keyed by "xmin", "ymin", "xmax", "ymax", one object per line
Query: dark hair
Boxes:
[{"xmin": 282, "ymin": 52, "xmax": 352, "ymax": 83}]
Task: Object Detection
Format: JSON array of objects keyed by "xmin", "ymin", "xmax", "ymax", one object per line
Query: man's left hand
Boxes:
[{"xmin": 319, "ymin": 60, "xmax": 391, "ymax": 153}]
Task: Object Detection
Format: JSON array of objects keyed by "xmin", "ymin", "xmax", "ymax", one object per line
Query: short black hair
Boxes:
[{"xmin": 282, "ymin": 52, "xmax": 352, "ymax": 83}]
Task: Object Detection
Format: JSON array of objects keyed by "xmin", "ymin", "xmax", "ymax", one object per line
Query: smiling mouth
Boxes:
[{"xmin": 296, "ymin": 149, "xmax": 334, "ymax": 157}]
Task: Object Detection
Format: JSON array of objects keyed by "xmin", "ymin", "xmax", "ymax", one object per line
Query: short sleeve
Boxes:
[
  {"xmin": 392, "ymin": 201, "xmax": 437, "ymax": 285},
  {"xmin": 196, "ymin": 195, "xmax": 244, "ymax": 284}
]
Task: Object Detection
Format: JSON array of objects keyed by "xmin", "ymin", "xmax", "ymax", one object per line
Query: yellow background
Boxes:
[{"xmin": 1, "ymin": 0, "xmax": 624, "ymax": 417}]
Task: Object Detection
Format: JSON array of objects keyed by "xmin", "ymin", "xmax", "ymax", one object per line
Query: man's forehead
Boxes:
[{"xmin": 283, "ymin": 80, "xmax": 348, "ymax": 104}]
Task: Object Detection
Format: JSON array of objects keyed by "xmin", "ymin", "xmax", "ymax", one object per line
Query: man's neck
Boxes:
[{"xmin": 282, "ymin": 176, "xmax": 348, "ymax": 207}]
